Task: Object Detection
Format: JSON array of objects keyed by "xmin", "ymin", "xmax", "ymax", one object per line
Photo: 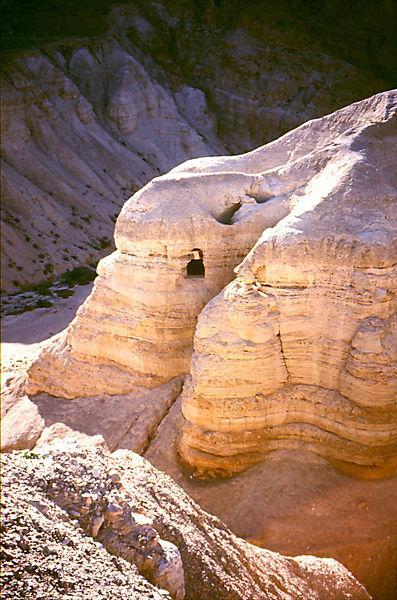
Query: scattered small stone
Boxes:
[
  {"xmin": 91, "ymin": 515, "xmax": 104, "ymax": 537},
  {"xmin": 109, "ymin": 471, "xmax": 122, "ymax": 484}
]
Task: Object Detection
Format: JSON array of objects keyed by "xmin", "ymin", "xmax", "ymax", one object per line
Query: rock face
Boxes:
[
  {"xmin": 0, "ymin": 442, "xmax": 370, "ymax": 599},
  {"xmin": 1, "ymin": 39, "xmax": 223, "ymax": 292},
  {"xmin": 1, "ymin": 458, "xmax": 173, "ymax": 600},
  {"xmin": 179, "ymin": 90, "xmax": 397, "ymax": 477},
  {"xmin": 27, "ymin": 88, "xmax": 397, "ymax": 485},
  {"xmin": 26, "ymin": 139, "xmax": 292, "ymax": 398},
  {"xmin": 124, "ymin": 0, "xmax": 395, "ymax": 153},
  {"xmin": 2, "ymin": 0, "xmax": 394, "ymax": 292}
]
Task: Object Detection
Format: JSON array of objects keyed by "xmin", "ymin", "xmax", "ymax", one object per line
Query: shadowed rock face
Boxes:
[
  {"xmin": 0, "ymin": 39, "xmax": 223, "ymax": 293},
  {"xmin": 1, "ymin": 0, "xmax": 395, "ymax": 292},
  {"xmin": 179, "ymin": 90, "xmax": 397, "ymax": 477}
]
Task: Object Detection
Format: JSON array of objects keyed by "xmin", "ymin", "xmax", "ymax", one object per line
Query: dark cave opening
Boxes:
[{"xmin": 187, "ymin": 249, "xmax": 205, "ymax": 278}]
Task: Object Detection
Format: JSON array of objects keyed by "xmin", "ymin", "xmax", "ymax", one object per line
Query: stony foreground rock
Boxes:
[{"xmin": 1, "ymin": 442, "xmax": 370, "ymax": 599}]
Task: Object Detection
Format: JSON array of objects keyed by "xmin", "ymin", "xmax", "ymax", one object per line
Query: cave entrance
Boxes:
[{"xmin": 187, "ymin": 249, "xmax": 205, "ymax": 278}]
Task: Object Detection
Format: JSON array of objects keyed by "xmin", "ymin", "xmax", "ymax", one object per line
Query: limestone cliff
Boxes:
[
  {"xmin": 2, "ymin": 0, "xmax": 394, "ymax": 291},
  {"xmin": 26, "ymin": 144, "xmax": 289, "ymax": 397},
  {"xmin": 179, "ymin": 90, "xmax": 397, "ymax": 477},
  {"xmin": 26, "ymin": 91, "xmax": 397, "ymax": 481}
]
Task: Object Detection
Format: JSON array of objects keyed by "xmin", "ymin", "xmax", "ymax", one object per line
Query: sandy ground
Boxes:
[{"xmin": 1, "ymin": 285, "xmax": 92, "ymax": 386}]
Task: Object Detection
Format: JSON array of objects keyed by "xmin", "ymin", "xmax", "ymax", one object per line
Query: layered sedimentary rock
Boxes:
[
  {"xmin": 27, "ymin": 91, "xmax": 397, "ymax": 477},
  {"xmin": 26, "ymin": 170, "xmax": 288, "ymax": 397},
  {"xmin": 179, "ymin": 90, "xmax": 397, "ymax": 477},
  {"xmin": 125, "ymin": 0, "xmax": 394, "ymax": 153},
  {"xmin": 2, "ymin": 0, "xmax": 394, "ymax": 291}
]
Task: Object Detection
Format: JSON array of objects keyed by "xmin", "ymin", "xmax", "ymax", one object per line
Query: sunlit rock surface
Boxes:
[
  {"xmin": 179, "ymin": 90, "xmax": 397, "ymax": 477},
  {"xmin": 27, "ymin": 91, "xmax": 396, "ymax": 482},
  {"xmin": 2, "ymin": 0, "xmax": 393, "ymax": 292}
]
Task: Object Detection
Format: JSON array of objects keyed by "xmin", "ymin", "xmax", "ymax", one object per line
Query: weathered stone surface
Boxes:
[
  {"xmin": 26, "ymin": 150, "xmax": 289, "ymax": 398},
  {"xmin": 27, "ymin": 91, "xmax": 396, "ymax": 433},
  {"xmin": 1, "ymin": 462, "xmax": 173, "ymax": 599},
  {"xmin": 0, "ymin": 394, "xmax": 45, "ymax": 452},
  {"xmin": 179, "ymin": 90, "xmax": 397, "ymax": 477},
  {"xmin": 26, "ymin": 92, "xmax": 397, "ymax": 483},
  {"xmin": 0, "ymin": 444, "xmax": 370, "ymax": 599},
  {"xmin": 0, "ymin": 39, "xmax": 224, "ymax": 292},
  {"xmin": 127, "ymin": 0, "xmax": 393, "ymax": 154},
  {"xmin": 2, "ymin": 0, "xmax": 393, "ymax": 292},
  {"xmin": 2, "ymin": 372, "xmax": 183, "ymax": 455},
  {"xmin": 2, "ymin": 88, "xmax": 397, "ymax": 599}
]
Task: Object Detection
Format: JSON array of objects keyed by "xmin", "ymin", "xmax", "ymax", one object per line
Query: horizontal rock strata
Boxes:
[
  {"xmin": 179, "ymin": 90, "xmax": 397, "ymax": 477},
  {"xmin": 26, "ymin": 91, "xmax": 397, "ymax": 477},
  {"xmin": 26, "ymin": 147, "xmax": 292, "ymax": 398}
]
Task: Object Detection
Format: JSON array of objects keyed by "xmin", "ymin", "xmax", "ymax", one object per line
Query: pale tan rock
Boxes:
[
  {"xmin": 179, "ymin": 90, "xmax": 397, "ymax": 477},
  {"xmin": 2, "ymin": 2, "xmax": 391, "ymax": 293},
  {"xmin": 35, "ymin": 423, "xmax": 107, "ymax": 450},
  {"xmin": 26, "ymin": 154, "xmax": 290, "ymax": 398},
  {"xmin": 0, "ymin": 395, "xmax": 45, "ymax": 452},
  {"xmin": 27, "ymin": 93, "xmax": 397, "ymax": 483}
]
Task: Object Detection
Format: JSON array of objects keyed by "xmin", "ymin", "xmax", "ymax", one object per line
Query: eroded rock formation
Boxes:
[
  {"xmin": 0, "ymin": 441, "xmax": 370, "ymax": 599},
  {"xmin": 179, "ymin": 90, "xmax": 397, "ymax": 477},
  {"xmin": 26, "ymin": 143, "xmax": 291, "ymax": 398},
  {"xmin": 2, "ymin": 0, "xmax": 394, "ymax": 291},
  {"xmin": 3, "ymin": 90, "xmax": 397, "ymax": 600},
  {"xmin": 25, "ymin": 91, "xmax": 397, "ymax": 481}
]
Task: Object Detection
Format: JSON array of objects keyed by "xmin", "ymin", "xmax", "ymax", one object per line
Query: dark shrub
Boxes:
[
  {"xmin": 32, "ymin": 281, "xmax": 52, "ymax": 295},
  {"xmin": 54, "ymin": 289, "xmax": 74, "ymax": 298},
  {"xmin": 60, "ymin": 266, "xmax": 96, "ymax": 286},
  {"xmin": 35, "ymin": 299, "xmax": 53, "ymax": 309},
  {"xmin": 99, "ymin": 236, "xmax": 111, "ymax": 249}
]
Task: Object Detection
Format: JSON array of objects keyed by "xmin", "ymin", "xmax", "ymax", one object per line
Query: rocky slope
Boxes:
[
  {"xmin": 1, "ymin": 441, "xmax": 370, "ymax": 599},
  {"xmin": 1, "ymin": 0, "xmax": 395, "ymax": 291},
  {"xmin": 0, "ymin": 37, "xmax": 223, "ymax": 293}
]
